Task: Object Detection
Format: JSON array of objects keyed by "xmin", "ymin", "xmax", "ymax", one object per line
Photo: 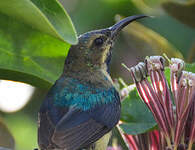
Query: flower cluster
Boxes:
[{"xmin": 124, "ymin": 56, "xmax": 195, "ymax": 150}]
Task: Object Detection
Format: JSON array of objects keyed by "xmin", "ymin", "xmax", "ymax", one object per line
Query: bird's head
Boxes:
[{"xmin": 64, "ymin": 15, "xmax": 148, "ymax": 73}]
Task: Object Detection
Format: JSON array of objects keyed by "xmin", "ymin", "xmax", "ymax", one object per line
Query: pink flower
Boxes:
[{"xmin": 124, "ymin": 56, "xmax": 195, "ymax": 150}]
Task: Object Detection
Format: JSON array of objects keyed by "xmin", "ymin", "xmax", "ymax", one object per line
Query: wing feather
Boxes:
[
  {"xmin": 51, "ymin": 100, "xmax": 120, "ymax": 150},
  {"xmin": 52, "ymin": 119, "xmax": 104, "ymax": 150},
  {"xmin": 38, "ymin": 77, "xmax": 121, "ymax": 150}
]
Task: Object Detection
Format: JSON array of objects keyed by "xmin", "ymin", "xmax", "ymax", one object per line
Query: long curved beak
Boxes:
[{"xmin": 109, "ymin": 15, "xmax": 149, "ymax": 40}]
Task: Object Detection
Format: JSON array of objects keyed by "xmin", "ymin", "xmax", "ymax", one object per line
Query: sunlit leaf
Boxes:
[
  {"xmin": 162, "ymin": 1, "xmax": 195, "ymax": 28},
  {"xmin": 185, "ymin": 63, "xmax": 195, "ymax": 73},
  {"xmin": 187, "ymin": 42, "xmax": 195, "ymax": 62},
  {"xmin": 0, "ymin": 119, "xmax": 14, "ymax": 149},
  {"xmin": 164, "ymin": 67, "xmax": 170, "ymax": 84},
  {"xmin": 121, "ymin": 19, "xmax": 184, "ymax": 59},
  {"xmin": 4, "ymin": 113, "xmax": 37, "ymax": 150},
  {"xmin": 120, "ymin": 88, "xmax": 157, "ymax": 135},
  {"xmin": 0, "ymin": 13, "xmax": 70, "ymax": 89},
  {"xmin": 0, "ymin": 0, "xmax": 77, "ymax": 44},
  {"xmin": 129, "ymin": 0, "xmax": 157, "ymax": 14},
  {"xmin": 142, "ymin": 0, "xmax": 163, "ymax": 7},
  {"xmin": 120, "ymin": 122, "xmax": 156, "ymax": 135}
]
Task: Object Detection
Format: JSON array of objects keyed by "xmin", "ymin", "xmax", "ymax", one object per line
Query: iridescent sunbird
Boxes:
[{"xmin": 38, "ymin": 15, "xmax": 148, "ymax": 150}]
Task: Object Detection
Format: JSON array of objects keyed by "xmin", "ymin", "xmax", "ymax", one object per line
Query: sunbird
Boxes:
[{"xmin": 38, "ymin": 15, "xmax": 148, "ymax": 150}]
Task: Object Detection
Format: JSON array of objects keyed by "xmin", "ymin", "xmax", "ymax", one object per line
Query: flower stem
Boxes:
[
  {"xmin": 187, "ymin": 141, "xmax": 193, "ymax": 150},
  {"xmin": 163, "ymin": 53, "xmax": 172, "ymax": 64},
  {"xmin": 165, "ymin": 135, "xmax": 172, "ymax": 148},
  {"xmin": 171, "ymin": 128, "xmax": 174, "ymax": 144},
  {"xmin": 174, "ymin": 145, "xmax": 178, "ymax": 150},
  {"xmin": 121, "ymin": 63, "xmax": 131, "ymax": 72}
]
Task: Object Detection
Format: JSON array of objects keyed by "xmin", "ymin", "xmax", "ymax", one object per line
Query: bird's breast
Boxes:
[{"xmin": 52, "ymin": 76, "xmax": 119, "ymax": 111}]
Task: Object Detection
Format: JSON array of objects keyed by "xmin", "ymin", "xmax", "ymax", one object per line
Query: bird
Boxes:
[{"xmin": 38, "ymin": 15, "xmax": 148, "ymax": 150}]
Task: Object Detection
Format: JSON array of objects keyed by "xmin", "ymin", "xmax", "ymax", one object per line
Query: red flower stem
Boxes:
[
  {"xmin": 159, "ymin": 131, "xmax": 166, "ymax": 150},
  {"xmin": 159, "ymin": 71, "xmax": 175, "ymax": 138},
  {"xmin": 176, "ymin": 86, "xmax": 185, "ymax": 117},
  {"xmin": 124, "ymin": 134, "xmax": 139, "ymax": 150},
  {"xmin": 137, "ymin": 82, "xmax": 166, "ymax": 133},
  {"xmin": 188, "ymin": 92, "xmax": 195, "ymax": 150},
  {"xmin": 188, "ymin": 119, "xmax": 195, "ymax": 150},
  {"xmin": 150, "ymin": 71, "xmax": 160, "ymax": 98},
  {"xmin": 143, "ymin": 80, "xmax": 170, "ymax": 136},
  {"xmin": 138, "ymin": 79, "xmax": 172, "ymax": 144},
  {"xmin": 171, "ymin": 72, "xmax": 178, "ymax": 103},
  {"xmin": 150, "ymin": 71, "xmax": 164, "ymax": 106},
  {"xmin": 138, "ymin": 133, "xmax": 149, "ymax": 150},
  {"xmin": 117, "ymin": 125, "xmax": 133, "ymax": 150},
  {"xmin": 150, "ymin": 69, "xmax": 175, "ymax": 139},
  {"xmin": 136, "ymin": 82, "xmax": 152, "ymax": 110},
  {"xmin": 179, "ymin": 86, "xmax": 189, "ymax": 117},
  {"xmin": 175, "ymin": 86, "xmax": 193, "ymax": 147},
  {"xmin": 160, "ymin": 71, "xmax": 175, "ymax": 123},
  {"xmin": 150, "ymin": 130, "xmax": 160, "ymax": 150}
]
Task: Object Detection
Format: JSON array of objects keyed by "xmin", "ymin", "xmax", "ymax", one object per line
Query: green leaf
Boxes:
[
  {"xmin": 120, "ymin": 88, "xmax": 157, "ymax": 135},
  {"xmin": 0, "ymin": 13, "xmax": 70, "ymax": 89},
  {"xmin": 0, "ymin": 0, "xmax": 77, "ymax": 44},
  {"xmin": 119, "ymin": 122, "xmax": 156, "ymax": 135},
  {"xmin": 0, "ymin": 119, "xmax": 15, "ymax": 149},
  {"xmin": 164, "ymin": 67, "xmax": 171, "ymax": 84},
  {"xmin": 162, "ymin": 1, "xmax": 195, "ymax": 29},
  {"xmin": 4, "ymin": 113, "xmax": 37, "ymax": 150},
  {"xmin": 142, "ymin": 0, "xmax": 162, "ymax": 7},
  {"xmin": 185, "ymin": 63, "xmax": 195, "ymax": 72},
  {"xmin": 129, "ymin": 0, "xmax": 157, "ymax": 14},
  {"xmin": 187, "ymin": 42, "xmax": 195, "ymax": 62}
]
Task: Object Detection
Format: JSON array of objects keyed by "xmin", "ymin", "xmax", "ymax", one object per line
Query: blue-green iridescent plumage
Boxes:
[
  {"xmin": 38, "ymin": 72, "xmax": 121, "ymax": 150},
  {"xmin": 54, "ymin": 78, "xmax": 117, "ymax": 111}
]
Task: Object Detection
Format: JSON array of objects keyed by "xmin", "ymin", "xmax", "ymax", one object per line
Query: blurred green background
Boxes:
[{"xmin": 0, "ymin": 0, "xmax": 195, "ymax": 149}]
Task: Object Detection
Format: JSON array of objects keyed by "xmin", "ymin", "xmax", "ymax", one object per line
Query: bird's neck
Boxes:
[
  {"xmin": 63, "ymin": 60, "xmax": 109, "ymax": 75},
  {"xmin": 62, "ymin": 66, "xmax": 113, "ymax": 88}
]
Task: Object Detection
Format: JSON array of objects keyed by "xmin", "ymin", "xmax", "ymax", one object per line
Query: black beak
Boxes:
[{"xmin": 109, "ymin": 15, "xmax": 149, "ymax": 40}]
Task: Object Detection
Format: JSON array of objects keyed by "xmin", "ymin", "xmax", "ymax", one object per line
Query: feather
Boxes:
[{"xmin": 38, "ymin": 76, "xmax": 120, "ymax": 150}]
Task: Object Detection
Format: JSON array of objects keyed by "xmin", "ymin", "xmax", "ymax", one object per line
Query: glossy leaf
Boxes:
[
  {"xmin": 188, "ymin": 42, "xmax": 195, "ymax": 62},
  {"xmin": 121, "ymin": 20, "xmax": 184, "ymax": 59},
  {"xmin": 0, "ymin": 0, "xmax": 77, "ymax": 44},
  {"xmin": 162, "ymin": 1, "xmax": 195, "ymax": 28},
  {"xmin": 119, "ymin": 122, "xmax": 156, "ymax": 135},
  {"xmin": 142, "ymin": 0, "xmax": 162, "ymax": 7},
  {"xmin": 129, "ymin": 0, "xmax": 157, "ymax": 14},
  {"xmin": 0, "ymin": 13, "xmax": 70, "ymax": 89},
  {"xmin": 120, "ymin": 88, "xmax": 157, "ymax": 135},
  {"xmin": 164, "ymin": 67, "xmax": 171, "ymax": 84},
  {"xmin": 185, "ymin": 63, "xmax": 195, "ymax": 73},
  {"xmin": 0, "ymin": 120, "xmax": 14, "ymax": 149},
  {"xmin": 4, "ymin": 113, "xmax": 37, "ymax": 150}
]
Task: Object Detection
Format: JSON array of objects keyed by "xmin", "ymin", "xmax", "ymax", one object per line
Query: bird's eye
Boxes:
[{"xmin": 94, "ymin": 37, "xmax": 104, "ymax": 46}]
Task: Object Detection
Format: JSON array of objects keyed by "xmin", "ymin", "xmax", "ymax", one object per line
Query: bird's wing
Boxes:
[
  {"xmin": 52, "ymin": 100, "xmax": 120, "ymax": 150},
  {"xmin": 39, "ymin": 77, "xmax": 120, "ymax": 150},
  {"xmin": 38, "ymin": 98, "xmax": 70, "ymax": 150}
]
